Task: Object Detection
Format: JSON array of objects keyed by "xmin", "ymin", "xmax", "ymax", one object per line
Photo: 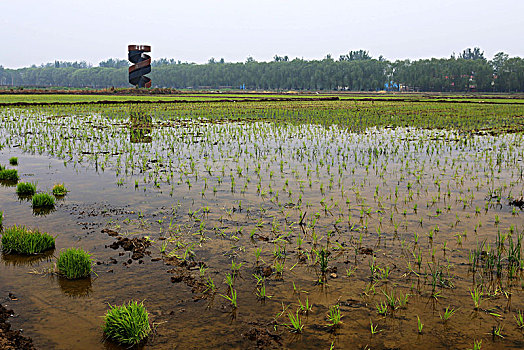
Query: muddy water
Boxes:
[{"xmin": 1, "ymin": 108, "xmax": 524, "ymax": 349}]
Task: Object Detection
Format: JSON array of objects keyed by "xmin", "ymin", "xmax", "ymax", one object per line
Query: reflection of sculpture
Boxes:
[
  {"xmin": 130, "ymin": 112, "xmax": 153, "ymax": 143},
  {"xmin": 128, "ymin": 45, "xmax": 151, "ymax": 88}
]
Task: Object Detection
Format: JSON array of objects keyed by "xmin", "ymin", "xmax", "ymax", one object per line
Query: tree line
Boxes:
[{"xmin": 1, "ymin": 48, "xmax": 523, "ymax": 92}]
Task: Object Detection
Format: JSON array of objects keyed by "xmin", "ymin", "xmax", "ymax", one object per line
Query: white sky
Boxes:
[{"xmin": 1, "ymin": 0, "xmax": 523, "ymax": 68}]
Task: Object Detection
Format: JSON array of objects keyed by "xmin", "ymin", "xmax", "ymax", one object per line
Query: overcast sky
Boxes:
[{"xmin": 1, "ymin": 0, "xmax": 523, "ymax": 68}]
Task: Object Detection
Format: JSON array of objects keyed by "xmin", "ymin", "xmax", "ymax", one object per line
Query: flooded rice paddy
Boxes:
[{"xmin": 1, "ymin": 101, "xmax": 524, "ymax": 349}]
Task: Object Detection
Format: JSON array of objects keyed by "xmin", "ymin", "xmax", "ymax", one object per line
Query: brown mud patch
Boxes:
[
  {"xmin": 242, "ymin": 322, "xmax": 282, "ymax": 349},
  {"xmin": 163, "ymin": 256, "xmax": 211, "ymax": 300},
  {"xmin": 0, "ymin": 304, "xmax": 35, "ymax": 350},
  {"xmin": 107, "ymin": 236, "xmax": 152, "ymax": 263}
]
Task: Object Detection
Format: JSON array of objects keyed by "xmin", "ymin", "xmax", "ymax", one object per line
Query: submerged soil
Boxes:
[
  {"xmin": 0, "ymin": 303, "xmax": 35, "ymax": 350},
  {"xmin": 0, "ymin": 102, "xmax": 524, "ymax": 349}
]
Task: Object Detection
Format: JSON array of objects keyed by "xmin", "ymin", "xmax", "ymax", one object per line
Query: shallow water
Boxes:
[{"xmin": 1, "ymin": 106, "xmax": 524, "ymax": 349}]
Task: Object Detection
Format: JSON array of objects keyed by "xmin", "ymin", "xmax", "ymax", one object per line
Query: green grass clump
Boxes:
[
  {"xmin": 52, "ymin": 183, "xmax": 68, "ymax": 196},
  {"xmin": 0, "ymin": 169, "xmax": 19, "ymax": 182},
  {"xmin": 0, "ymin": 211, "xmax": 3, "ymax": 226},
  {"xmin": 16, "ymin": 182, "xmax": 37, "ymax": 196},
  {"xmin": 1, "ymin": 225, "xmax": 55, "ymax": 254},
  {"xmin": 103, "ymin": 301, "xmax": 151, "ymax": 346},
  {"xmin": 57, "ymin": 247, "xmax": 93, "ymax": 279},
  {"xmin": 32, "ymin": 193, "xmax": 55, "ymax": 208},
  {"xmin": 9, "ymin": 157, "xmax": 18, "ymax": 165}
]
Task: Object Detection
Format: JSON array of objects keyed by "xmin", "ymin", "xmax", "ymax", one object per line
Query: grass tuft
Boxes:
[
  {"xmin": 103, "ymin": 300, "xmax": 151, "ymax": 346},
  {"xmin": 52, "ymin": 183, "xmax": 68, "ymax": 196},
  {"xmin": 32, "ymin": 193, "xmax": 55, "ymax": 208},
  {"xmin": 57, "ymin": 247, "xmax": 93, "ymax": 279},
  {"xmin": 1, "ymin": 225, "xmax": 55, "ymax": 254},
  {"xmin": 0, "ymin": 169, "xmax": 19, "ymax": 182},
  {"xmin": 16, "ymin": 182, "xmax": 37, "ymax": 196}
]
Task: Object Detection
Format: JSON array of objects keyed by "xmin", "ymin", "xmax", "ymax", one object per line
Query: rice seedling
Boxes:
[
  {"xmin": 220, "ymin": 287, "xmax": 238, "ymax": 308},
  {"xmin": 102, "ymin": 300, "xmax": 151, "ymax": 346},
  {"xmin": 439, "ymin": 306, "xmax": 457, "ymax": 323},
  {"xmin": 345, "ymin": 266, "xmax": 355, "ymax": 278},
  {"xmin": 286, "ymin": 309, "xmax": 304, "ymax": 333},
  {"xmin": 370, "ymin": 319, "xmax": 380, "ymax": 335},
  {"xmin": 1, "ymin": 225, "xmax": 55, "ymax": 254},
  {"xmin": 9, "ymin": 157, "xmax": 18, "ymax": 165},
  {"xmin": 231, "ymin": 260, "xmax": 243, "ymax": 273},
  {"xmin": 16, "ymin": 182, "xmax": 37, "ymax": 196},
  {"xmin": 0, "ymin": 211, "xmax": 3, "ymax": 227},
  {"xmin": 256, "ymin": 282, "xmax": 271, "ymax": 300},
  {"xmin": 204, "ymin": 277, "xmax": 216, "ymax": 293},
  {"xmin": 159, "ymin": 241, "xmax": 168, "ymax": 254},
  {"xmin": 253, "ymin": 273, "xmax": 264, "ymax": 285},
  {"xmin": 316, "ymin": 248, "xmax": 329, "ymax": 273},
  {"xmin": 492, "ymin": 324, "xmax": 504, "ymax": 338},
  {"xmin": 298, "ymin": 297, "xmax": 312, "ymax": 314},
  {"xmin": 274, "ymin": 260, "xmax": 285, "ymax": 276},
  {"xmin": 470, "ymin": 285, "xmax": 483, "ymax": 310},
  {"xmin": 376, "ymin": 301, "xmax": 388, "ymax": 316},
  {"xmin": 396, "ymin": 291, "xmax": 409, "ymax": 308},
  {"xmin": 32, "ymin": 192, "xmax": 55, "ymax": 208},
  {"xmin": 326, "ymin": 304, "xmax": 342, "ymax": 327},
  {"xmin": 57, "ymin": 247, "xmax": 93, "ymax": 279},
  {"xmin": 515, "ymin": 310, "xmax": 524, "ymax": 329},
  {"xmin": 417, "ymin": 315, "xmax": 424, "ymax": 334}
]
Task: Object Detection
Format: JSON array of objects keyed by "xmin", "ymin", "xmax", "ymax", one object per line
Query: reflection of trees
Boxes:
[
  {"xmin": 57, "ymin": 276, "xmax": 93, "ymax": 297},
  {"xmin": 2, "ymin": 250, "xmax": 54, "ymax": 267},
  {"xmin": 130, "ymin": 112, "xmax": 152, "ymax": 143}
]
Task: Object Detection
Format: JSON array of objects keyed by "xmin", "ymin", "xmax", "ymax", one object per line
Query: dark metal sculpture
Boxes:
[{"xmin": 128, "ymin": 45, "xmax": 151, "ymax": 88}]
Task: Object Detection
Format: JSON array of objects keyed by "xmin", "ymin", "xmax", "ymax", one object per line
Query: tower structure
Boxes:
[{"xmin": 128, "ymin": 45, "xmax": 151, "ymax": 88}]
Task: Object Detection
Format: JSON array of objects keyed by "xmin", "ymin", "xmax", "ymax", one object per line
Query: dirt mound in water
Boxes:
[{"xmin": 0, "ymin": 304, "xmax": 35, "ymax": 350}]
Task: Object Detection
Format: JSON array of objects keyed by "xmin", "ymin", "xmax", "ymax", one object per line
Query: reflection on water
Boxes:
[
  {"xmin": 17, "ymin": 194, "xmax": 33, "ymax": 202},
  {"xmin": 33, "ymin": 206, "xmax": 56, "ymax": 216},
  {"xmin": 56, "ymin": 275, "xmax": 93, "ymax": 297},
  {"xmin": 1, "ymin": 250, "xmax": 55, "ymax": 267},
  {"xmin": 130, "ymin": 113, "xmax": 152, "ymax": 144}
]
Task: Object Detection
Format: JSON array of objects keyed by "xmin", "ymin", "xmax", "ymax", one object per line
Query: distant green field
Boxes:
[
  {"xmin": 0, "ymin": 92, "xmax": 522, "ymax": 104},
  {"xmin": 0, "ymin": 93, "xmax": 339, "ymax": 104},
  {"xmin": 0, "ymin": 94, "xmax": 222, "ymax": 103}
]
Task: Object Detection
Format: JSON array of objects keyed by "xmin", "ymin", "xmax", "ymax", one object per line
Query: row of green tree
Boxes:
[{"xmin": 1, "ymin": 49, "xmax": 523, "ymax": 92}]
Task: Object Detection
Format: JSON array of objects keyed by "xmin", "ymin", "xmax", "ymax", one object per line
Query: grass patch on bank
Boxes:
[
  {"xmin": 1, "ymin": 225, "xmax": 55, "ymax": 254},
  {"xmin": 103, "ymin": 300, "xmax": 151, "ymax": 346}
]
